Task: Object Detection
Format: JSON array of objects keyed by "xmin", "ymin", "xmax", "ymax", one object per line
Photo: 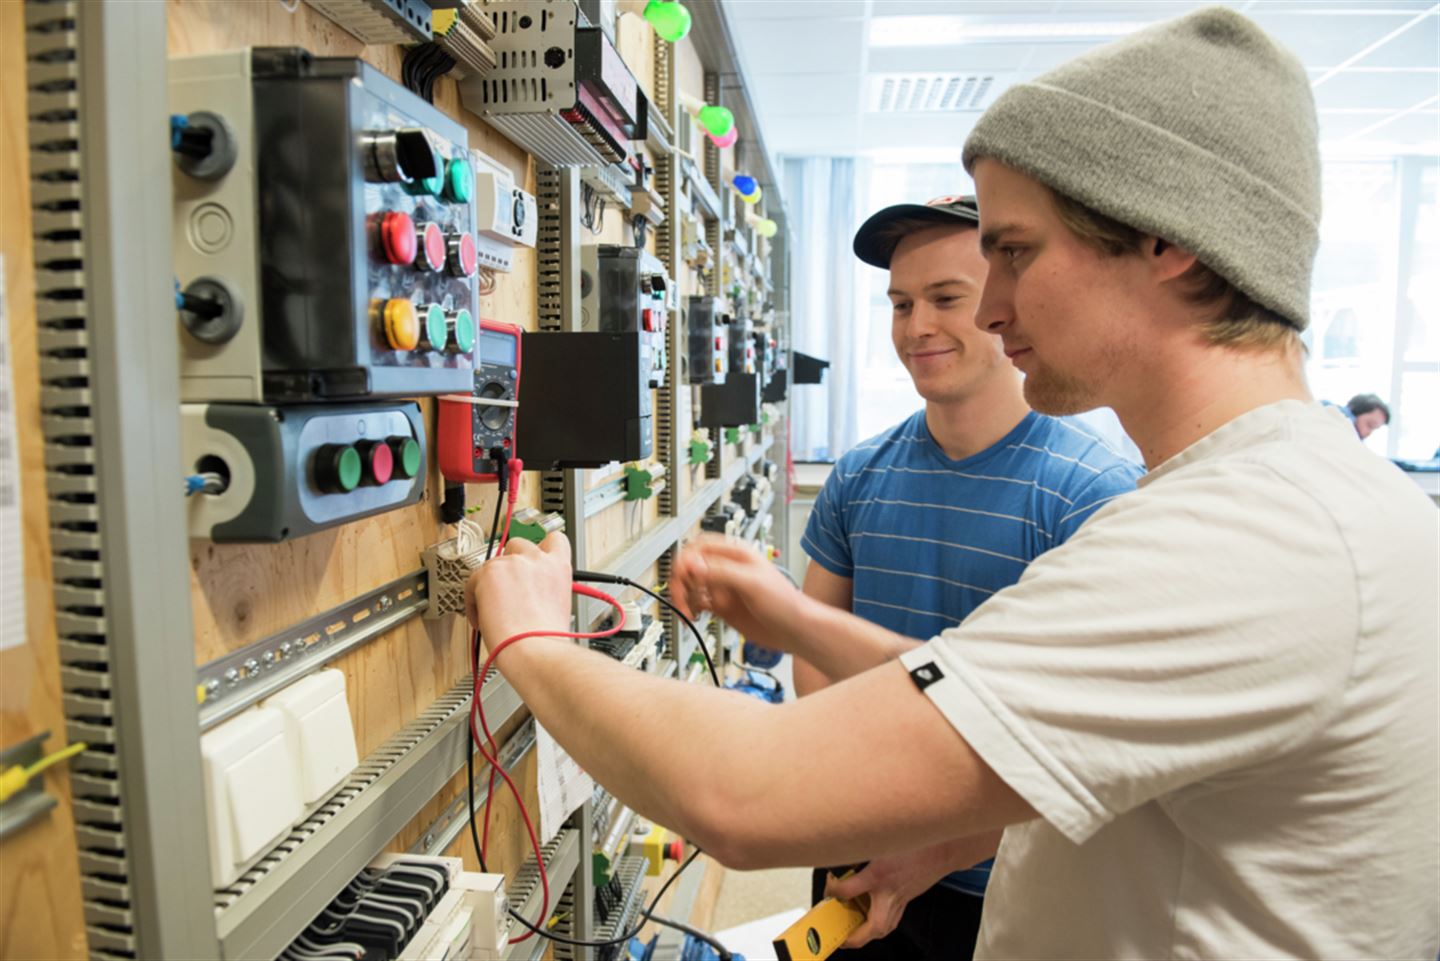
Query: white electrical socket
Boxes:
[
  {"xmin": 262, "ymin": 669, "xmax": 359, "ymax": 807},
  {"xmin": 200, "ymin": 708, "xmax": 304, "ymax": 887}
]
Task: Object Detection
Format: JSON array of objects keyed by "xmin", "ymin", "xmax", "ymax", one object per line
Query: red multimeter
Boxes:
[{"xmin": 438, "ymin": 318, "xmax": 522, "ymax": 482}]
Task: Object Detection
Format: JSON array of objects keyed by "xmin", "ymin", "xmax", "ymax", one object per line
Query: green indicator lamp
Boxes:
[
  {"xmin": 697, "ymin": 105, "xmax": 734, "ymax": 138},
  {"xmin": 643, "ymin": 1, "xmax": 692, "ymax": 42}
]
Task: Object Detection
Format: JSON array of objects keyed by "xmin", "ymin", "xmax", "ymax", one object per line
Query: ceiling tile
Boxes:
[
  {"xmin": 1313, "ymin": 70, "xmax": 1439, "ymax": 110},
  {"xmin": 867, "ymin": 43, "xmax": 1049, "ymax": 72},
  {"xmin": 732, "ymin": 17, "xmax": 867, "ymax": 75},
  {"xmin": 751, "ymin": 73, "xmax": 865, "ymax": 117},
  {"xmin": 1251, "ymin": 10, "xmax": 1429, "ymax": 65},
  {"xmin": 762, "ymin": 113, "xmax": 864, "ymax": 155},
  {"xmin": 1351, "ymin": 16, "xmax": 1439, "ymax": 69},
  {"xmin": 722, "ymin": 0, "xmax": 869, "ymax": 20}
]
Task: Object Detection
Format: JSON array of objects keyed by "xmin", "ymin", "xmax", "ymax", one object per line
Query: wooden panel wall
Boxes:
[{"xmin": 3, "ymin": 2, "xmax": 744, "ymax": 954}]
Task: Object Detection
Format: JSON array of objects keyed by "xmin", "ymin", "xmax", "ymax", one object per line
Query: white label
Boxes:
[
  {"xmin": 0, "ymin": 258, "xmax": 25, "ymax": 652},
  {"xmin": 535, "ymin": 722, "xmax": 593, "ymax": 845}
]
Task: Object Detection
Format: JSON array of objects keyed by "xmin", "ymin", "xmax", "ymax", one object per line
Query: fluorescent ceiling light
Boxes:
[{"xmin": 870, "ymin": 16, "xmax": 1148, "ymax": 47}]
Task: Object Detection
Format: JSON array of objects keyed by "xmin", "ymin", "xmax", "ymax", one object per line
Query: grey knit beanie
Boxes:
[{"xmin": 963, "ymin": 6, "xmax": 1320, "ymax": 330}]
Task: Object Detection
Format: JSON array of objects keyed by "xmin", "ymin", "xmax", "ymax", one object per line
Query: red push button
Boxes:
[
  {"xmin": 642, "ymin": 308, "xmax": 654, "ymax": 332},
  {"xmin": 379, "ymin": 211, "xmax": 417, "ymax": 265},
  {"xmin": 448, "ymin": 231, "xmax": 478, "ymax": 278},
  {"xmin": 356, "ymin": 440, "xmax": 395, "ymax": 486},
  {"xmin": 715, "ymin": 336, "xmax": 723, "ymax": 349},
  {"xmin": 416, "ymin": 222, "xmax": 446, "ymax": 272}
]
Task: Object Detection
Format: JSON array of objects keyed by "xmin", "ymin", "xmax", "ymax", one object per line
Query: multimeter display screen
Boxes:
[{"xmin": 481, "ymin": 329, "xmax": 517, "ymax": 366}]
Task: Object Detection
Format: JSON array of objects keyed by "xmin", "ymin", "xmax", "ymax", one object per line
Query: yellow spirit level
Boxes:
[{"xmin": 772, "ymin": 891, "xmax": 868, "ymax": 961}]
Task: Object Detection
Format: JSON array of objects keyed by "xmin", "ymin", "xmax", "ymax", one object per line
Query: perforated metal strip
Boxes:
[{"xmin": 25, "ymin": 4, "xmax": 138, "ymax": 958}]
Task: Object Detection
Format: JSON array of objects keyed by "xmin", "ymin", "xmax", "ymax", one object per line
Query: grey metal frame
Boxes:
[{"xmin": 27, "ymin": 1, "xmax": 219, "ymax": 956}]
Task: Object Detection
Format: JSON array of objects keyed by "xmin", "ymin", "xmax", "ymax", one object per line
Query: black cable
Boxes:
[
  {"xmin": 504, "ymin": 848, "xmax": 703, "ymax": 949},
  {"xmin": 570, "ymin": 571, "xmax": 720, "ymax": 686},
  {"xmin": 462, "ymin": 556, "xmax": 724, "ymax": 949},
  {"xmin": 645, "ymin": 911, "xmax": 733, "ymax": 961}
]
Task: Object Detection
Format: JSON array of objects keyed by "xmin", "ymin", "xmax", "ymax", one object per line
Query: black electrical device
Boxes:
[
  {"xmin": 582, "ymin": 245, "xmax": 670, "ymax": 389},
  {"xmin": 516, "ymin": 331, "xmax": 653, "ymax": 469},
  {"xmin": 792, "ymin": 350, "xmax": 831, "ymax": 384},
  {"xmin": 698, "ymin": 372, "xmax": 761, "ymax": 429},
  {"xmin": 686, "ymin": 296, "xmax": 729, "ymax": 386},
  {"xmin": 170, "ymin": 47, "xmax": 480, "ymax": 404},
  {"xmin": 762, "ymin": 368, "xmax": 789, "ymax": 403}
]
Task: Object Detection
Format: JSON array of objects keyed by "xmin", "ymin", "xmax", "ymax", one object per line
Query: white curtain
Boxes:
[{"xmin": 784, "ymin": 156, "xmax": 870, "ymax": 461}]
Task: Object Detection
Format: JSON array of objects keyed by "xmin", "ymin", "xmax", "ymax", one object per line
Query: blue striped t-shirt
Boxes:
[{"xmin": 801, "ymin": 410, "xmax": 1143, "ymax": 895}]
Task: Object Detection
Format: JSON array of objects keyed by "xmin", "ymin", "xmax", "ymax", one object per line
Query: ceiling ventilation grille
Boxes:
[{"xmin": 870, "ymin": 73, "xmax": 996, "ymax": 113}]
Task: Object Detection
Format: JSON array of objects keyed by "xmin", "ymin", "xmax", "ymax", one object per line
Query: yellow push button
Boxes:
[{"xmin": 382, "ymin": 298, "xmax": 420, "ymax": 351}]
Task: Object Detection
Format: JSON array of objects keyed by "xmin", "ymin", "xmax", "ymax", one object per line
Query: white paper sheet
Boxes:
[
  {"xmin": 535, "ymin": 721, "xmax": 593, "ymax": 845},
  {"xmin": 0, "ymin": 257, "xmax": 25, "ymax": 652}
]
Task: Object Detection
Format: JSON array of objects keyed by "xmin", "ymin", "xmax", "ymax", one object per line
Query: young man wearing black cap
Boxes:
[
  {"xmin": 467, "ymin": 8, "xmax": 1438, "ymax": 957},
  {"xmin": 795, "ymin": 196, "xmax": 1140, "ymax": 958}
]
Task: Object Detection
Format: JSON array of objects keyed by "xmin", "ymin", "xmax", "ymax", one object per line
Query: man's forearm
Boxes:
[
  {"xmin": 785, "ymin": 600, "xmax": 921, "ymax": 681},
  {"xmin": 488, "ymin": 636, "xmax": 1030, "ymax": 871}
]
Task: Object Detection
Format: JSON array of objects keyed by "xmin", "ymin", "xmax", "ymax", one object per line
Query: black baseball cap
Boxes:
[{"xmin": 852, "ymin": 195, "xmax": 980, "ymax": 269}]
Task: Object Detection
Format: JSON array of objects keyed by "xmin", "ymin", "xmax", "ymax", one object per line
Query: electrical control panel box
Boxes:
[
  {"xmin": 698, "ymin": 372, "xmax": 761, "ymax": 429},
  {"xmin": 686, "ymin": 296, "xmax": 729, "ymax": 386},
  {"xmin": 170, "ymin": 48, "xmax": 479, "ymax": 403},
  {"xmin": 438, "ymin": 319, "xmax": 522, "ymax": 482},
  {"xmin": 517, "ymin": 331, "xmax": 653, "ymax": 469},
  {"xmin": 581, "ymin": 245, "xmax": 670, "ymax": 390},
  {"xmin": 183, "ymin": 401, "xmax": 426, "ymax": 542}
]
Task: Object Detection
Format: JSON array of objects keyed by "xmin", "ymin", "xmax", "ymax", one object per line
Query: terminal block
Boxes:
[{"xmin": 624, "ymin": 462, "xmax": 667, "ymax": 501}]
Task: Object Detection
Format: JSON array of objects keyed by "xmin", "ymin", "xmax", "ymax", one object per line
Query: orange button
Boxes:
[{"xmin": 382, "ymin": 298, "xmax": 420, "ymax": 350}]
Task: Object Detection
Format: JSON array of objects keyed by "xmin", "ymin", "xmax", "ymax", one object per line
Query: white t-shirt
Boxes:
[{"xmin": 899, "ymin": 400, "xmax": 1439, "ymax": 959}]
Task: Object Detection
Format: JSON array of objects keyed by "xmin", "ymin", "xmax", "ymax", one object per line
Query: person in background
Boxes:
[
  {"xmin": 1345, "ymin": 392, "xmax": 1391, "ymax": 440},
  {"xmin": 466, "ymin": 9, "xmax": 1438, "ymax": 957},
  {"xmin": 795, "ymin": 195, "xmax": 1141, "ymax": 957}
]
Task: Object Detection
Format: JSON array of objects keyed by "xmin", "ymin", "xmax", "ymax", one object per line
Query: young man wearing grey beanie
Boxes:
[{"xmin": 465, "ymin": 8, "xmax": 1439, "ymax": 958}]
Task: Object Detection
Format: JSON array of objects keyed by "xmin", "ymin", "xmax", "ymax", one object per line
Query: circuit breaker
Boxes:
[
  {"xmin": 170, "ymin": 48, "xmax": 478, "ymax": 403},
  {"xmin": 686, "ymin": 296, "xmax": 729, "ymax": 386},
  {"xmin": 581, "ymin": 245, "xmax": 670, "ymax": 390},
  {"xmin": 183, "ymin": 402, "xmax": 426, "ymax": 542},
  {"xmin": 516, "ymin": 331, "xmax": 654, "ymax": 469}
]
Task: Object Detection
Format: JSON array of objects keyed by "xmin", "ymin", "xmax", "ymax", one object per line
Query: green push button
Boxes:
[
  {"xmin": 423, "ymin": 304, "xmax": 448, "ymax": 352},
  {"xmin": 387, "ymin": 436, "xmax": 422, "ymax": 479},
  {"xmin": 444, "ymin": 157, "xmax": 473, "ymax": 204},
  {"xmin": 336, "ymin": 446, "xmax": 362, "ymax": 491},
  {"xmin": 316, "ymin": 443, "xmax": 363, "ymax": 493},
  {"xmin": 452, "ymin": 308, "xmax": 476, "ymax": 355}
]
